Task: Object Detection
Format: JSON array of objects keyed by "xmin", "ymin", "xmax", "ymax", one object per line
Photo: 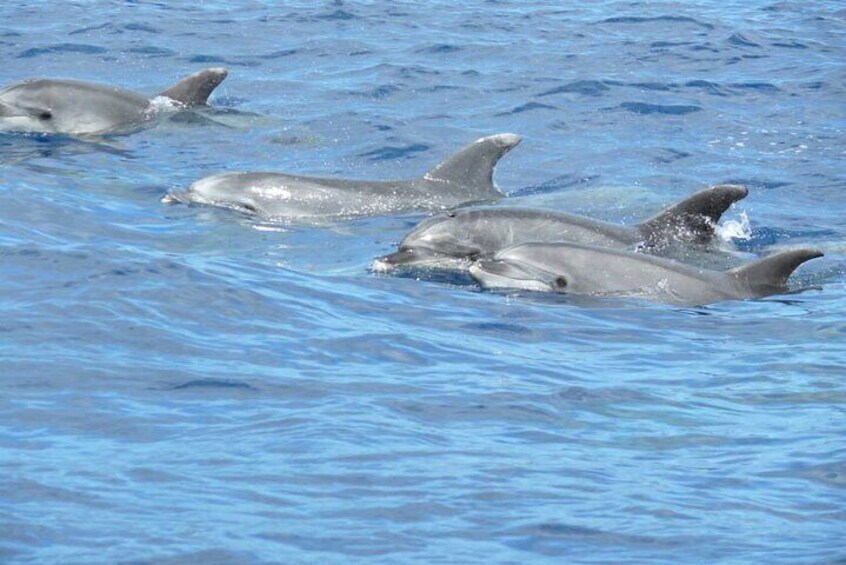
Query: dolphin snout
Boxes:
[
  {"xmin": 161, "ymin": 190, "xmax": 188, "ymax": 204},
  {"xmin": 376, "ymin": 248, "xmax": 419, "ymax": 268},
  {"xmin": 470, "ymin": 259, "xmax": 554, "ymax": 292},
  {"xmin": 471, "ymin": 259, "xmax": 514, "ymax": 278},
  {"xmin": 371, "ymin": 247, "xmax": 441, "ymax": 273},
  {"xmin": 470, "ymin": 261, "xmax": 511, "ymax": 289}
]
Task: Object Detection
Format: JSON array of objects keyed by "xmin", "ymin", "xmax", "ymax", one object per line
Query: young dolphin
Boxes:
[
  {"xmin": 163, "ymin": 134, "xmax": 522, "ymax": 221},
  {"xmin": 373, "ymin": 184, "xmax": 748, "ymax": 272},
  {"xmin": 469, "ymin": 242, "xmax": 823, "ymax": 305},
  {"xmin": 0, "ymin": 67, "xmax": 228, "ymax": 136}
]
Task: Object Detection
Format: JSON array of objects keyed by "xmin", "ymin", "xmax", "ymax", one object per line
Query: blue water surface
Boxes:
[{"xmin": 1, "ymin": 2, "xmax": 845, "ymax": 563}]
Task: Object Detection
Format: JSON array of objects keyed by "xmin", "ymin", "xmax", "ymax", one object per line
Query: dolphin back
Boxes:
[
  {"xmin": 158, "ymin": 68, "xmax": 228, "ymax": 106},
  {"xmin": 729, "ymin": 248, "xmax": 823, "ymax": 294},
  {"xmin": 638, "ymin": 184, "xmax": 749, "ymax": 244}
]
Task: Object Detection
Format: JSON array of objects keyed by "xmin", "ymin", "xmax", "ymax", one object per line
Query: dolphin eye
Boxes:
[
  {"xmin": 38, "ymin": 110, "xmax": 52, "ymax": 120},
  {"xmin": 554, "ymin": 276, "xmax": 568, "ymax": 289}
]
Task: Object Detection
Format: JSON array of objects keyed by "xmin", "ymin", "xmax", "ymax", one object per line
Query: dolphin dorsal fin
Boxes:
[
  {"xmin": 158, "ymin": 67, "xmax": 228, "ymax": 106},
  {"xmin": 638, "ymin": 184, "xmax": 748, "ymax": 244},
  {"xmin": 729, "ymin": 248, "xmax": 823, "ymax": 291},
  {"xmin": 424, "ymin": 133, "xmax": 522, "ymax": 197}
]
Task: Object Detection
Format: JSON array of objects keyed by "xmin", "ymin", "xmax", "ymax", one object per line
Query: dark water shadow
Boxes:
[
  {"xmin": 0, "ymin": 132, "xmax": 135, "ymax": 163},
  {"xmin": 168, "ymin": 378, "xmax": 259, "ymax": 392},
  {"xmin": 508, "ymin": 174, "xmax": 602, "ymax": 198}
]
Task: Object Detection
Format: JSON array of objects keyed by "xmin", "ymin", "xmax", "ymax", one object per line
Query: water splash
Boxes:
[
  {"xmin": 145, "ymin": 95, "xmax": 184, "ymax": 117},
  {"xmin": 718, "ymin": 211, "xmax": 751, "ymax": 242}
]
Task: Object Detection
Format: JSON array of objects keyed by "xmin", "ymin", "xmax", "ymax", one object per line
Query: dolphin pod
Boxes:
[
  {"xmin": 373, "ymin": 184, "xmax": 749, "ymax": 273},
  {"xmin": 0, "ymin": 67, "xmax": 228, "ymax": 136},
  {"xmin": 373, "ymin": 182, "xmax": 822, "ymax": 304},
  {"xmin": 469, "ymin": 243, "xmax": 823, "ymax": 306},
  {"xmin": 162, "ymin": 134, "xmax": 522, "ymax": 220},
  {"xmin": 1, "ymin": 65, "xmax": 823, "ymax": 305}
]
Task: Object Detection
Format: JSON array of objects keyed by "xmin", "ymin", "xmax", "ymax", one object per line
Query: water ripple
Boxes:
[
  {"xmin": 0, "ymin": 2, "xmax": 843, "ymax": 564},
  {"xmin": 616, "ymin": 102, "xmax": 702, "ymax": 115},
  {"xmin": 17, "ymin": 43, "xmax": 107, "ymax": 58}
]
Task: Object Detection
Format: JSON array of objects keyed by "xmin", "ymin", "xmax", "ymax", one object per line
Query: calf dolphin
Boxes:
[
  {"xmin": 373, "ymin": 184, "xmax": 748, "ymax": 272},
  {"xmin": 163, "ymin": 134, "xmax": 522, "ymax": 221},
  {"xmin": 469, "ymin": 242, "xmax": 823, "ymax": 305},
  {"xmin": 0, "ymin": 67, "xmax": 228, "ymax": 136}
]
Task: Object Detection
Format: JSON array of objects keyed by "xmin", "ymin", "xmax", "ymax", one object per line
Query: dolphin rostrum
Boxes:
[
  {"xmin": 163, "ymin": 134, "xmax": 523, "ymax": 221},
  {"xmin": 373, "ymin": 184, "xmax": 748, "ymax": 272},
  {"xmin": 0, "ymin": 67, "xmax": 228, "ymax": 136},
  {"xmin": 469, "ymin": 242, "xmax": 823, "ymax": 305}
]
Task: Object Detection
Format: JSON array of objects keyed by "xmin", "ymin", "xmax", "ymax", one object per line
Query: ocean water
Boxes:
[{"xmin": 1, "ymin": 1, "xmax": 844, "ymax": 563}]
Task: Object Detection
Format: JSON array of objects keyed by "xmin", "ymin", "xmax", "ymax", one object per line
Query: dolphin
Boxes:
[
  {"xmin": 373, "ymin": 184, "xmax": 748, "ymax": 272},
  {"xmin": 162, "ymin": 134, "xmax": 522, "ymax": 221},
  {"xmin": 468, "ymin": 242, "xmax": 823, "ymax": 305},
  {"xmin": 0, "ymin": 67, "xmax": 228, "ymax": 136}
]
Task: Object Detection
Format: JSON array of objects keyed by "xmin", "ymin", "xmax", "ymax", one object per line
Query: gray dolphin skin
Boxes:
[
  {"xmin": 373, "ymin": 184, "xmax": 748, "ymax": 272},
  {"xmin": 469, "ymin": 242, "xmax": 823, "ymax": 305},
  {"xmin": 163, "ymin": 134, "xmax": 522, "ymax": 220},
  {"xmin": 0, "ymin": 67, "xmax": 228, "ymax": 136}
]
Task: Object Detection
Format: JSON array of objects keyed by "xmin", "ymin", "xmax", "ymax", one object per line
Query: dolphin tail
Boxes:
[
  {"xmin": 424, "ymin": 133, "xmax": 522, "ymax": 198},
  {"xmin": 638, "ymin": 184, "xmax": 749, "ymax": 244},
  {"xmin": 729, "ymin": 248, "xmax": 823, "ymax": 292},
  {"xmin": 158, "ymin": 67, "xmax": 229, "ymax": 106}
]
